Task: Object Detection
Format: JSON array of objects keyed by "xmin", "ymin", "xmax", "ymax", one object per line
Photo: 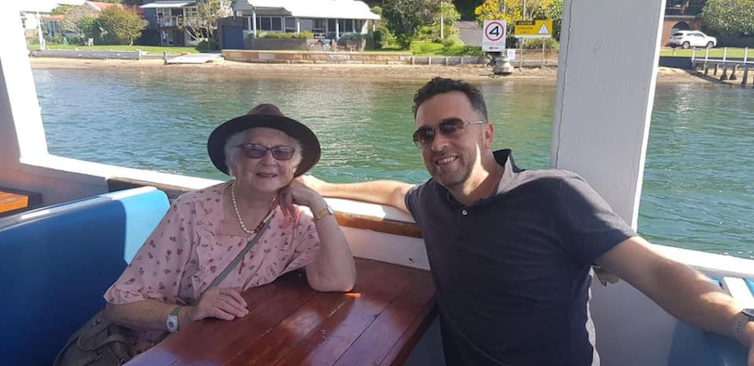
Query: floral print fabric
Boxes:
[{"xmin": 103, "ymin": 181, "xmax": 320, "ymax": 354}]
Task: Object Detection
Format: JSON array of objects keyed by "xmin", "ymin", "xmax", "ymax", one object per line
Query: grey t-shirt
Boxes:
[{"xmin": 405, "ymin": 149, "xmax": 636, "ymax": 366}]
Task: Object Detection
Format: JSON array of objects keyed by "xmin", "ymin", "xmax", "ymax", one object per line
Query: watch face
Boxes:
[{"xmin": 743, "ymin": 308, "xmax": 754, "ymax": 318}]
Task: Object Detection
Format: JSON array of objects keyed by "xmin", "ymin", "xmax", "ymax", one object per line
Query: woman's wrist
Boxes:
[{"xmin": 309, "ymin": 197, "xmax": 327, "ymax": 214}]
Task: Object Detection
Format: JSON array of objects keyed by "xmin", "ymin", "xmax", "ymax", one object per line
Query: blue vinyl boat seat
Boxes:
[
  {"xmin": 0, "ymin": 187, "xmax": 170, "ymax": 366},
  {"xmin": 668, "ymin": 275, "xmax": 749, "ymax": 366}
]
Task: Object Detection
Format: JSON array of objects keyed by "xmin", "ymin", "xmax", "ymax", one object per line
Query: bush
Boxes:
[
  {"xmin": 257, "ymin": 31, "xmax": 313, "ymax": 39},
  {"xmin": 411, "ymin": 41, "xmax": 445, "ymax": 55},
  {"xmin": 521, "ymin": 38, "xmax": 559, "ymax": 50},
  {"xmin": 373, "ymin": 25, "xmax": 398, "ymax": 49},
  {"xmin": 444, "ymin": 45, "xmax": 485, "ymax": 56},
  {"xmin": 196, "ymin": 39, "xmax": 218, "ymax": 50},
  {"xmin": 441, "ymin": 35, "xmax": 463, "ymax": 48}
]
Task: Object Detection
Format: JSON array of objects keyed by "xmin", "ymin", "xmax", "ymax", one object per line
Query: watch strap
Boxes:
[
  {"xmin": 736, "ymin": 310, "xmax": 754, "ymax": 340},
  {"xmin": 313, "ymin": 205, "xmax": 333, "ymax": 222}
]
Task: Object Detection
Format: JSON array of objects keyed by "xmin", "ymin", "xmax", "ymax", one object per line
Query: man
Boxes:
[{"xmin": 304, "ymin": 77, "xmax": 754, "ymax": 366}]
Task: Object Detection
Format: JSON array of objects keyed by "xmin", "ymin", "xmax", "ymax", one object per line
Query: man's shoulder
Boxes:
[{"xmin": 514, "ymin": 168, "xmax": 585, "ymax": 191}]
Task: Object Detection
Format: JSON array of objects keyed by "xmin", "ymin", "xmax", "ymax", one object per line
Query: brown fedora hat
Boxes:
[{"xmin": 207, "ymin": 104, "xmax": 321, "ymax": 176}]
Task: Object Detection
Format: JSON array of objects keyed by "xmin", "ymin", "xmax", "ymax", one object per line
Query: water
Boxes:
[{"xmin": 32, "ymin": 69, "xmax": 754, "ymax": 258}]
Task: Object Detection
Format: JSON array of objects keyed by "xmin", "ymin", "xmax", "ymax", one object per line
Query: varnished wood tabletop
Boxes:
[
  {"xmin": 0, "ymin": 190, "xmax": 31, "ymax": 215},
  {"xmin": 128, "ymin": 258, "xmax": 436, "ymax": 366}
]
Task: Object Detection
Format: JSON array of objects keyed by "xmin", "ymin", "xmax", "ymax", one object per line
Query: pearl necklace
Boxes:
[{"xmin": 231, "ymin": 181, "xmax": 274, "ymax": 235}]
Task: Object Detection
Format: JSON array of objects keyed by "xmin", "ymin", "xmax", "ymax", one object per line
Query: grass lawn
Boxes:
[
  {"xmin": 661, "ymin": 47, "xmax": 753, "ymax": 58},
  {"xmin": 27, "ymin": 44, "xmax": 200, "ymax": 54}
]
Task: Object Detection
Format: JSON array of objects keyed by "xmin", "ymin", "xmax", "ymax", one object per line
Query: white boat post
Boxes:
[{"xmin": 551, "ymin": 0, "xmax": 674, "ymax": 365}]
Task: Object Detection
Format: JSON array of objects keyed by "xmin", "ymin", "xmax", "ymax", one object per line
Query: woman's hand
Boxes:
[
  {"xmin": 278, "ymin": 179, "xmax": 327, "ymax": 217},
  {"xmin": 187, "ymin": 287, "xmax": 248, "ymax": 321}
]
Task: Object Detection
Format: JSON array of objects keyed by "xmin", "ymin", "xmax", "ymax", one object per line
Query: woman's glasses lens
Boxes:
[{"xmin": 240, "ymin": 144, "xmax": 295, "ymax": 160}]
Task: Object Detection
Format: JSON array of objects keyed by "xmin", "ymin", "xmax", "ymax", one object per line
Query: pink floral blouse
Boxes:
[{"xmin": 103, "ymin": 181, "xmax": 320, "ymax": 354}]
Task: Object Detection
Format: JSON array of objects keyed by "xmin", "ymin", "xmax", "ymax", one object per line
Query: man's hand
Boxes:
[
  {"xmin": 743, "ymin": 322, "xmax": 754, "ymax": 366},
  {"xmin": 298, "ymin": 174, "xmax": 328, "ymax": 192},
  {"xmin": 188, "ymin": 287, "xmax": 248, "ymax": 321}
]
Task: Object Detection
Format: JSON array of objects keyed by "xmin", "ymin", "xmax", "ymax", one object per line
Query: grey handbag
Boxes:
[{"xmin": 52, "ymin": 215, "xmax": 273, "ymax": 366}]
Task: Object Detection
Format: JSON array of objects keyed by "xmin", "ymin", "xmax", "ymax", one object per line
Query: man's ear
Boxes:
[{"xmin": 484, "ymin": 122, "xmax": 495, "ymax": 149}]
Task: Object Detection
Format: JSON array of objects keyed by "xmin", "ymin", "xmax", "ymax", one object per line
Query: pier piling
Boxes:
[
  {"xmin": 714, "ymin": 63, "xmax": 719, "ymax": 76},
  {"xmin": 730, "ymin": 65, "xmax": 739, "ymax": 81},
  {"xmin": 721, "ymin": 65, "xmax": 728, "ymax": 81},
  {"xmin": 742, "ymin": 65, "xmax": 749, "ymax": 85}
]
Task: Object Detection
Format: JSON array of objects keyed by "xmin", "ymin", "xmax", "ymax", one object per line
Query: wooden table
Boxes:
[
  {"xmin": 128, "ymin": 258, "xmax": 436, "ymax": 366},
  {"xmin": 0, "ymin": 188, "xmax": 41, "ymax": 216}
]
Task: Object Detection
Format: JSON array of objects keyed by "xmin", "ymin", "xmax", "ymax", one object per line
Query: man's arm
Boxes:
[
  {"xmin": 596, "ymin": 236, "xmax": 754, "ymax": 365},
  {"xmin": 299, "ymin": 175, "xmax": 413, "ymax": 214}
]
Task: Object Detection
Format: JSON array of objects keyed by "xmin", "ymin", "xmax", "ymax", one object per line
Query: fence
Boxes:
[{"xmin": 690, "ymin": 47, "xmax": 754, "ymax": 86}]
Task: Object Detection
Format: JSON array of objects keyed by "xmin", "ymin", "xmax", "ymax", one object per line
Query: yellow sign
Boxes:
[{"xmin": 514, "ymin": 20, "xmax": 553, "ymax": 38}]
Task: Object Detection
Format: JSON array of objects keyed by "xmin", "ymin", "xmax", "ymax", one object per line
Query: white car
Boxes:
[{"xmin": 669, "ymin": 30, "xmax": 717, "ymax": 49}]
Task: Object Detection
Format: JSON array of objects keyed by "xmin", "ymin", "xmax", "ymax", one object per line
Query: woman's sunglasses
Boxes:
[
  {"xmin": 412, "ymin": 118, "xmax": 487, "ymax": 148},
  {"xmin": 238, "ymin": 143, "xmax": 295, "ymax": 160}
]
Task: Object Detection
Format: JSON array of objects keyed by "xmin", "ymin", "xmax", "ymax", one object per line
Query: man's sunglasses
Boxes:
[
  {"xmin": 238, "ymin": 143, "xmax": 296, "ymax": 160},
  {"xmin": 412, "ymin": 118, "xmax": 487, "ymax": 148}
]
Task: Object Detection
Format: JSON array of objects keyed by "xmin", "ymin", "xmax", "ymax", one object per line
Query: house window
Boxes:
[
  {"xmin": 312, "ymin": 19, "xmax": 325, "ymax": 34},
  {"xmin": 354, "ymin": 19, "xmax": 363, "ymax": 33},
  {"xmin": 255, "ymin": 16, "xmax": 283, "ymax": 31},
  {"xmin": 285, "ymin": 17, "xmax": 296, "ymax": 32}
]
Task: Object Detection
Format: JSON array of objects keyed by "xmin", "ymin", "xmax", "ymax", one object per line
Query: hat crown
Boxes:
[{"xmin": 247, "ymin": 104, "xmax": 285, "ymax": 117}]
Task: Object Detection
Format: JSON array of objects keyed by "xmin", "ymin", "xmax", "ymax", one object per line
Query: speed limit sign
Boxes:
[{"xmin": 482, "ymin": 20, "xmax": 507, "ymax": 52}]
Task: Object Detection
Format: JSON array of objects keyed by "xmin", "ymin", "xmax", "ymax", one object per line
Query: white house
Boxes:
[
  {"xmin": 232, "ymin": 0, "xmax": 380, "ymax": 39},
  {"xmin": 20, "ymin": 0, "xmax": 84, "ymax": 38}
]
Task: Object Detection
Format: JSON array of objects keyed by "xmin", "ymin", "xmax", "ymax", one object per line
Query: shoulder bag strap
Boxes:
[{"xmin": 207, "ymin": 212, "xmax": 274, "ymax": 289}]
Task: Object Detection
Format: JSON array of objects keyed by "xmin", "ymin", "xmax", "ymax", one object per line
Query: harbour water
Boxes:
[{"xmin": 32, "ymin": 69, "xmax": 754, "ymax": 258}]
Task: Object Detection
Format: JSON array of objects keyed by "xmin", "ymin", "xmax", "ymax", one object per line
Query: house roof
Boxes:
[
  {"xmin": 43, "ymin": 14, "xmax": 66, "ymax": 21},
  {"xmin": 235, "ymin": 0, "xmax": 379, "ymax": 20},
  {"xmin": 140, "ymin": 1, "xmax": 197, "ymax": 9}
]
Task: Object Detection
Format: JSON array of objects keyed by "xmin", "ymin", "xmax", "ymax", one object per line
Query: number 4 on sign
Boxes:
[{"xmin": 489, "ymin": 25, "xmax": 501, "ymax": 37}]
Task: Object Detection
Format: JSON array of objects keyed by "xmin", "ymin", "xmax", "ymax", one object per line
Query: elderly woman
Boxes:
[{"xmin": 103, "ymin": 104, "xmax": 356, "ymax": 356}]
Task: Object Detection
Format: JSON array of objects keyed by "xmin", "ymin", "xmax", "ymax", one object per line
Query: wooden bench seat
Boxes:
[{"xmin": 128, "ymin": 258, "xmax": 436, "ymax": 366}]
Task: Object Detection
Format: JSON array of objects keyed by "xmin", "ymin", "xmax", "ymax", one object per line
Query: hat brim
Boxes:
[{"xmin": 207, "ymin": 114, "xmax": 321, "ymax": 177}]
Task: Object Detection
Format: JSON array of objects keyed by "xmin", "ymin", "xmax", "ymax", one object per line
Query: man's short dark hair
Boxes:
[{"xmin": 412, "ymin": 77, "xmax": 488, "ymax": 120}]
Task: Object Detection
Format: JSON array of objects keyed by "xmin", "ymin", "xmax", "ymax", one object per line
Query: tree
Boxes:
[
  {"xmin": 545, "ymin": 0, "xmax": 562, "ymax": 41},
  {"xmin": 382, "ymin": 0, "xmax": 441, "ymax": 46},
  {"xmin": 51, "ymin": 5, "xmax": 74, "ymax": 15},
  {"xmin": 97, "ymin": 6, "xmax": 146, "ymax": 45},
  {"xmin": 455, "ymin": 0, "xmax": 486, "ymax": 20},
  {"xmin": 699, "ymin": 0, "xmax": 754, "ymax": 40},
  {"xmin": 182, "ymin": 0, "xmax": 232, "ymax": 47},
  {"xmin": 60, "ymin": 5, "xmax": 99, "ymax": 36}
]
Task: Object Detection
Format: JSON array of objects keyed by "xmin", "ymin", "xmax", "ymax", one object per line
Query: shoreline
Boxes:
[{"xmin": 29, "ymin": 57, "xmax": 709, "ymax": 84}]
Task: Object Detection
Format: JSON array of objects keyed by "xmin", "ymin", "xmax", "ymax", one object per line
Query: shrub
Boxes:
[
  {"xmin": 373, "ymin": 25, "xmax": 398, "ymax": 49},
  {"xmin": 411, "ymin": 41, "xmax": 444, "ymax": 55},
  {"xmin": 521, "ymin": 38, "xmax": 559, "ymax": 50},
  {"xmin": 258, "ymin": 31, "xmax": 313, "ymax": 39},
  {"xmin": 196, "ymin": 39, "xmax": 219, "ymax": 50},
  {"xmin": 444, "ymin": 45, "xmax": 485, "ymax": 56},
  {"xmin": 441, "ymin": 35, "xmax": 463, "ymax": 48}
]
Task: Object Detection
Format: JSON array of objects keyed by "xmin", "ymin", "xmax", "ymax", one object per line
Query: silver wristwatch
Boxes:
[
  {"xmin": 735, "ymin": 308, "xmax": 754, "ymax": 340},
  {"xmin": 166, "ymin": 305, "xmax": 183, "ymax": 333}
]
